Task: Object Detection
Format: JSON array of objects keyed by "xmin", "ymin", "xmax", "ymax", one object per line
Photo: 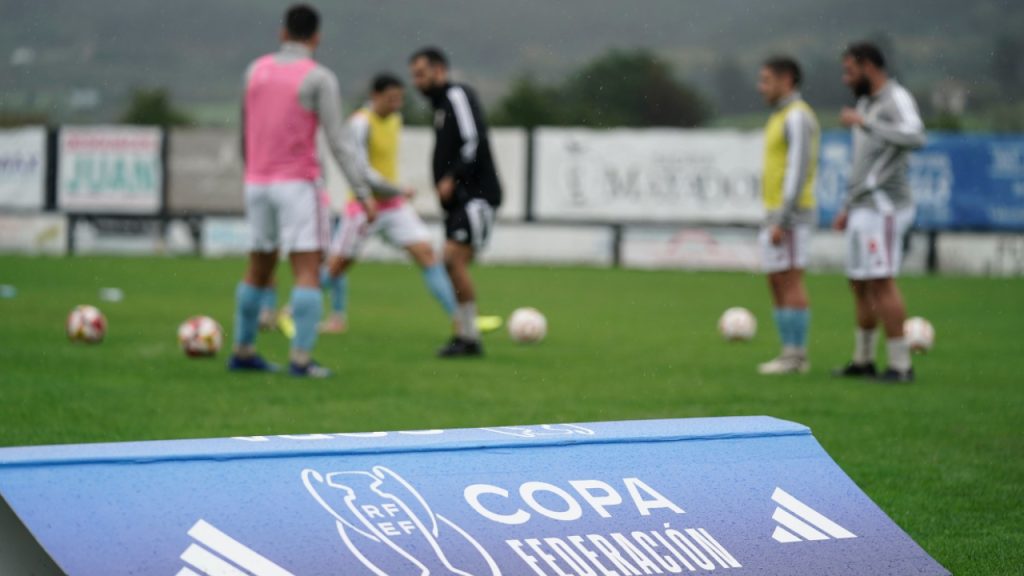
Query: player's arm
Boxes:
[
  {"xmin": 345, "ymin": 113, "xmax": 402, "ymax": 198},
  {"xmin": 444, "ymin": 85, "xmax": 481, "ymax": 181},
  {"xmin": 779, "ymin": 107, "xmax": 815, "ymax": 229},
  {"xmin": 239, "ymin": 101, "xmax": 245, "ymax": 166},
  {"xmin": 313, "ymin": 70, "xmax": 375, "ymax": 205},
  {"xmin": 239, "ymin": 63, "xmax": 255, "ymax": 167},
  {"xmin": 861, "ymin": 89, "xmax": 926, "ymax": 150}
]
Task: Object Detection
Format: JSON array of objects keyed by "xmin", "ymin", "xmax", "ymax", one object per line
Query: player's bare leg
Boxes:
[
  {"xmin": 319, "ymin": 254, "xmax": 353, "ymax": 334},
  {"xmin": 445, "ymin": 241, "xmax": 476, "ymax": 303},
  {"xmin": 407, "ymin": 242, "xmax": 436, "ymax": 268},
  {"xmin": 760, "ymin": 269, "xmax": 811, "ymax": 375},
  {"xmin": 833, "ymin": 279, "xmax": 880, "ymax": 377},
  {"xmin": 288, "ymin": 250, "xmax": 330, "ymax": 377},
  {"xmin": 869, "ymin": 278, "xmax": 913, "ymax": 382},
  {"xmin": 438, "ymin": 240, "xmax": 482, "ymax": 357},
  {"xmin": 870, "ymin": 278, "xmax": 906, "ymax": 338},
  {"xmin": 229, "ymin": 251, "xmax": 280, "ymax": 372}
]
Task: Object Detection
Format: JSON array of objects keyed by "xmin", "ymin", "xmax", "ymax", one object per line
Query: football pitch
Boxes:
[{"xmin": 0, "ymin": 255, "xmax": 1021, "ymax": 574}]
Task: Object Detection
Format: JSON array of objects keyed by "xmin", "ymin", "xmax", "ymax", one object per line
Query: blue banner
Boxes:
[
  {"xmin": 0, "ymin": 417, "xmax": 948, "ymax": 575},
  {"xmin": 816, "ymin": 132, "xmax": 1024, "ymax": 231}
]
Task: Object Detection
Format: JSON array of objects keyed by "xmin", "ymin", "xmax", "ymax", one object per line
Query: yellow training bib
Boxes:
[{"xmin": 762, "ymin": 99, "xmax": 818, "ymax": 211}]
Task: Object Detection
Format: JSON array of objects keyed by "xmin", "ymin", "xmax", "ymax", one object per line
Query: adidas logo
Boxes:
[
  {"xmin": 177, "ymin": 519, "xmax": 296, "ymax": 576},
  {"xmin": 770, "ymin": 487, "xmax": 856, "ymax": 544}
]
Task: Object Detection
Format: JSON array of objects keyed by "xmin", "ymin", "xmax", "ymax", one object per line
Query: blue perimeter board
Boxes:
[{"xmin": 0, "ymin": 416, "xmax": 949, "ymax": 576}]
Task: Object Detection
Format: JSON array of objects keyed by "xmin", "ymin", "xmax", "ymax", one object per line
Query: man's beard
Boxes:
[
  {"xmin": 418, "ymin": 80, "xmax": 441, "ymax": 97},
  {"xmin": 852, "ymin": 77, "xmax": 872, "ymax": 98}
]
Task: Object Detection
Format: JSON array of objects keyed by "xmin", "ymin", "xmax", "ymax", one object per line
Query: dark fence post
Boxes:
[
  {"xmin": 45, "ymin": 128, "xmax": 58, "ymax": 212},
  {"xmin": 927, "ymin": 231, "xmax": 939, "ymax": 274},
  {"xmin": 611, "ymin": 224, "xmax": 623, "ymax": 268},
  {"xmin": 66, "ymin": 215, "xmax": 76, "ymax": 256},
  {"xmin": 524, "ymin": 127, "xmax": 535, "ymax": 222},
  {"xmin": 159, "ymin": 128, "xmax": 171, "ymax": 250}
]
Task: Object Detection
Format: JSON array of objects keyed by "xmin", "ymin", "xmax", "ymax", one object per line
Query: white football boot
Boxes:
[{"xmin": 758, "ymin": 349, "xmax": 810, "ymax": 375}]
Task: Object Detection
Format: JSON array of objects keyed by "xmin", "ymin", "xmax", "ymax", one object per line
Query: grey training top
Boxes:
[
  {"xmin": 845, "ymin": 79, "xmax": 926, "ymax": 211},
  {"xmin": 766, "ymin": 92, "xmax": 819, "ymax": 228},
  {"xmin": 241, "ymin": 43, "xmax": 376, "ymax": 200}
]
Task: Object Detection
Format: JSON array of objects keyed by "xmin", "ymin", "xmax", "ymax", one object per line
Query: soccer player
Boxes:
[
  {"xmin": 319, "ymin": 74, "xmax": 459, "ymax": 339},
  {"xmin": 756, "ymin": 56, "xmax": 820, "ymax": 375},
  {"xmin": 229, "ymin": 4, "xmax": 380, "ymax": 378},
  {"xmin": 832, "ymin": 42, "xmax": 926, "ymax": 383},
  {"xmin": 409, "ymin": 47, "xmax": 502, "ymax": 358}
]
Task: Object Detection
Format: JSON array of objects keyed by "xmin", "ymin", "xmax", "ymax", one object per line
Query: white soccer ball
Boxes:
[
  {"xmin": 178, "ymin": 316, "xmax": 224, "ymax": 357},
  {"xmin": 904, "ymin": 316, "xmax": 935, "ymax": 353},
  {"xmin": 718, "ymin": 307, "xmax": 757, "ymax": 342},
  {"xmin": 508, "ymin": 307, "xmax": 548, "ymax": 344},
  {"xmin": 67, "ymin": 305, "xmax": 107, "ymax": 344}
]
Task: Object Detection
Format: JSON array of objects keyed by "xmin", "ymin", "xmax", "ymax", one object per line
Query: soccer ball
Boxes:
[
  {"xmin": 67, "ymin": 305, "xmax": 107, "ymax": 344},
  {"xmin": 178, "ymin": 316, "xmax": 224, "ymax": 357},
  {"xmin": 718, "ymin": 307, "xmax": 757, "ymax": 342},
  {"xmin": 904, "ymin": 316, "xmax": 935, "ymax": 353},
  {"xmin": 508, "ymin": 307, "xmax": 547, "ymax": 344}
]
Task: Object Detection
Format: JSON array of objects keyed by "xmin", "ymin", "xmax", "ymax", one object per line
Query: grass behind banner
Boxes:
[{"xmin": 0, "ymin": 256, "xmax": 1021, "ymax": 575}]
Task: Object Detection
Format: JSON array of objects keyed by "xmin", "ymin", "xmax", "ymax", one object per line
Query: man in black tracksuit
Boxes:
[{"xmin": 410, "ymin": 47, "xmax": 502, "ymax": 357}]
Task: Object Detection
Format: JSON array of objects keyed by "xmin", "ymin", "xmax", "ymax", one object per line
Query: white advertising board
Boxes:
[
  {"xmin": 938, "ymin": 233, "xmax": 1024, "ymax": 276},
  {"xmin": 0, "ymin": 214, "xmax": 66, "ymax": 255},
  {"xmin": 58, "ymin": 126, "xmax": 163, "ymax": 214},
  {"xmin": 168, "ymin": 128, "xmax": 243, "ymax": 214},
  {"xmin": 622, "ymin": 226, "xmax": 929, "ymax": 274},
  {"xmin": 622, "ymin": 226, "xmax": 761, "ymax": 271},
  {"xmin": 0, "ymin": 127, "xmax": 47, "ymax": 211},
  {"xmin": 534, "ymin": 128, "xmax": 765, "ymax": 224}
]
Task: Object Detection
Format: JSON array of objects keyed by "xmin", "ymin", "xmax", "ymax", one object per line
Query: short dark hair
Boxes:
[
  {"xmin": 843, "ymin": 42, "xmax": 886, "ymax": 69},
  {"xmin": 763, "ymin": 56, "xmax": 802, "ymax": 86},
  {"xmin": 285, "ymin": 4, "xmax": 320, "ymax": 41},
  {"xmin": 410, "ymin": 46, "xmax": 448, "ymax": 68},
  {"xmin": 371, "ymin": 73, "xmax": 404, "ymax": 93}
]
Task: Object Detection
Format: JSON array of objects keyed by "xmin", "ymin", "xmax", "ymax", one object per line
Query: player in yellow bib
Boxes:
[
  {"xmin": 756, "ymin": 56, "xmax": 820, "ymax": 375},
  {"xmin": 319, "ymin": 74, "xmax": 459, "ymax": 340}
]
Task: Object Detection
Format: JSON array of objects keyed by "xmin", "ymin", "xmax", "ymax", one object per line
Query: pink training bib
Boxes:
[{"xmin": 244, "ymin": 55, "xmax": 320, "ymax": 183}]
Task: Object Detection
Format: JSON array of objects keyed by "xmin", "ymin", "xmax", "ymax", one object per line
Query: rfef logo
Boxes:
[{"xmin": 303, "ymin": 466, "xmax": 501, "ymax": 576}]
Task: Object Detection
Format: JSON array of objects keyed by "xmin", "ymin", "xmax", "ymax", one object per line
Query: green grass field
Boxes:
[{"xmin": 0, "ymin": 256, "xmax": 1021, "ymax": 574}]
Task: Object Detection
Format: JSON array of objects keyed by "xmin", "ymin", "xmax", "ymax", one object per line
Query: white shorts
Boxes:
[
  {"xmin": 759, "ymin": 223, "xmax": 812, "ymax": 274},
  {"xmin": 329, "ymin": 200, "xmax": 432, "ymax": 259},
  {"xmin": 245, "ymin": 180, "xmax": 329, "ymax": 254},
  {"xmin": 846, "ymin": 205, "xmax": 916, "ymax": 280}
]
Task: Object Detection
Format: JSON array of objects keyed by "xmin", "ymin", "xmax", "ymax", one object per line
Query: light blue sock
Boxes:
[
  {"xmin": 319, "ymin": 266, "xmax": 331, "ymax": 290},
  {"xmin": 290, "ymin": 287, "xmax": 323, "ymax": 353},
  {"xmin": 332, "ymin": 275, "xmax": 348, "ymax": 315},
  {"xmin": 233, "ymin": 282, "xmax": 262, "ymax": 347},
  {"xmin": 320, "ymin": 266, "xmax": 347, "ymax": 314},
  {"xmin": 423, "ymin": 263, "xmax": 457, "ymax": 316},
  {"xmin": 259, "ymin": 287, "xmax": 277, "ymax": 314},
  {"xmin": 789, "ymin": 308, "xmax": 810, "ymax": 349},
  {"xmin": 773, "ymin": 308, "xmax": 791, "ymax": 347}
]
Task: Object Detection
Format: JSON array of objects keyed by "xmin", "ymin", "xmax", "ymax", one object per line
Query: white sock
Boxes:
[
  {"xmin": 234, "ymin": 344, "xmax": 256, "ymax": 358},
  {"xmin": 458, "ymin": 302, "xmax": 479, "ymax": 341},
  {"xmin": 887, "ymin": 338, "xmax": 912, "ymax": 372},
  {"xmin": 854, "ymin": 328, "xmax": 879, "ymax": 364},
  {"xmin": 291, "ymin": 349, "xmax": 311, "ymax": 366},
  {"xmin": 783, "ymin": 346, "xmax": 806, "ymax": 359}
]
